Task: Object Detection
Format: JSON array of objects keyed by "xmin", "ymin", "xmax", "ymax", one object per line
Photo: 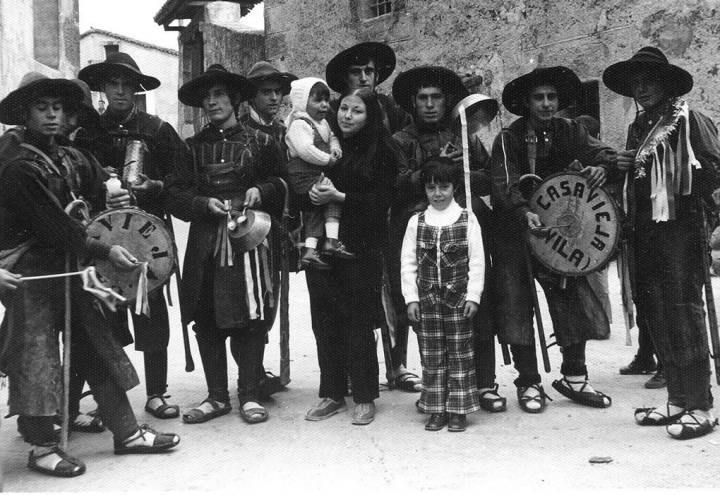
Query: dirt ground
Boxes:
[{"xmin": 1, "ymin": 220, "xmax": 719, "ymax": 492}]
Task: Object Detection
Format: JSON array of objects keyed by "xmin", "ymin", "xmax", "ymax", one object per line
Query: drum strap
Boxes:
[
  {"xmin": 525, "ymin": 125, "xmax": 552, "ymax": 176},
  {"xmin": 525, "ymin": 127, "xmax": 537, "ymax": 174}
]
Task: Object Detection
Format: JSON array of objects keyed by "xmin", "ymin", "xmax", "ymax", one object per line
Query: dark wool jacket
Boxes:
[
  {"xmin": 165, "ymin": 122, "xmax": 285, "ymax": 326},
  {"xmin": 80, "ymin": 106, "xmax": 190, "ymax": 219},
  {"xmin": 489, "ymin": 116, "xmax": 617, "ymax": 346},
  {"xmin": 0, "ymin": 132, "xmax": 138, "ymax": 391}
]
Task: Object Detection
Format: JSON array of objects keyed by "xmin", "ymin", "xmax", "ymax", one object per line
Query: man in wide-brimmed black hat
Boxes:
[
  {"xmin": 78, "ymin": 52, "xmax": 189, "ymax": 421},
  {"xmin": 604, "ymin": 47, "xmax": 720, "ymax": 440},
  {"xmin": 490, "ymin": 65, "xmax": 617, "ymax": 414},
  {"xmin": 166, "ymin": 64, "xmax": 285, "ymax": 425},
  {"xmin": 325, "ymin": 41, "xmax": 410, "ymax": 134},
  {"xmin": 0, "ymin": 72, "xmax": 180, "ymax": 478}
]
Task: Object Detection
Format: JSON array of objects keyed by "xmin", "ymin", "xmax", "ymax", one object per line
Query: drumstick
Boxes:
[{"xmin": 21, "ymin": 271, "xmax": 87, "ymax": 281}]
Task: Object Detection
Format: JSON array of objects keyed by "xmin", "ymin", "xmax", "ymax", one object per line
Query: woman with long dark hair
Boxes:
[{"xmin": 301, "ymin": 88, "xmax": 401, "ymax": 425}]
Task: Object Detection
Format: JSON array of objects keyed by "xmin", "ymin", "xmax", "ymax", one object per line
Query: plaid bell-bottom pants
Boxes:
[{"xmin": 417, "ymin": 299, "xmax": 481, "ymax": 415}]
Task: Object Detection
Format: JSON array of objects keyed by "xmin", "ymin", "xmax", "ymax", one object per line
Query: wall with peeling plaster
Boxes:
[
  {"xmin": 264, "ymin": 0, "xmax": 720, "ymax": 148},
  {"xmin": 0, "ymin": 0, "xmax": 80, "ymax": 132}
]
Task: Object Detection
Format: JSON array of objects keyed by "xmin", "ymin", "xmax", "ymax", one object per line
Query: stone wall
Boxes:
[
  {"xmin": 265, "ymin": 0, "xmax": 720, "ymax": 149},
  {"xmin": 0, "ymin": 0, "xmax": 79, "ymax": 130},
  {"xmin": 174, "ymin": 3, "xmax": 265, "ymax": 136}
]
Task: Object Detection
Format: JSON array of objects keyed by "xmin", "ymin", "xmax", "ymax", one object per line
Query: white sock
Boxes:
[
  {"xmin": 31, "ymin": 445, "xmax": 64, "ymax": 471},
  {"xmin": 123, "ymin": 427, "xmax": 156, "ymax": 447},
  {"xmin": 305, "ymin": 237, "xmax": 318, "ymax": 249},
  {"xmin": 325, "ymin": 222, "xmax": 339, "ymax": 239}
]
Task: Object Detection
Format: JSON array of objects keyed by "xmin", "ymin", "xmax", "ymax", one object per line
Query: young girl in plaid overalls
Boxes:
[{"xmin": 400, "ymin": 157, "xmax": 484, "ymax": 432}]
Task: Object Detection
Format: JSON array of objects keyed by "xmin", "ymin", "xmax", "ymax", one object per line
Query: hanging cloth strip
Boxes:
[
  {"xmin": 134, "ymin": 262, "xmax": 150, "ymax": 316},
  {"xmin": 214, "ymin": 216, "xmax": 274, "ymax": 321},
  {"xmin": 633, "ymin": 99, "xmax": 700, "ymax": 222},
  {"xmin": 244, "ymin": 239, "xmax": 274, "ymax": 321}
]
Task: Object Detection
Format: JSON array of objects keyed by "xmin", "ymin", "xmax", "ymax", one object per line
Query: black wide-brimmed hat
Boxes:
[
  {"xmin": 602, "ymin": 46, "xmax": 693, "ymax": 97},
  {"xmin": 246, "ymin": 61, "xmax": 297, "ymax": 96},
  {"xmin": 70, "ymin": 79, "xmax": 101, "ymax": 128},
  {"xmin": 392, "ymin": 65, "xmax": 469, "ymax": 114},
  {"xmin": 325, "ymin": 41, "xmax": 396, "ymax": 93},
  {"xmin": 502, "ymin": 66, "xmax": 581, "ymax": 116},
  {"xmin": 178, "ymin": 64, "xmax": 250, "ymax": 107},
  {"xmin": 0, "ymin": 72, "xmax": 84, "ymax": 125},
  {"xmin": 79, "ymin": 52, "xmax": 161, "ymax": 92}
]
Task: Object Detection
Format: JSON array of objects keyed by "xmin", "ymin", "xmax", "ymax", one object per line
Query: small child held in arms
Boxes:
[
  {"xmin": 400, "ymin": 157, "xmax": 484, "ymax": 432},
  {"xmin": 285, "ymin": 77, "xmax": 353, "ymax": 270}
]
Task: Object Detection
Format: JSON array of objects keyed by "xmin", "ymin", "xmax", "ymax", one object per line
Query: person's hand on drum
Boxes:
[
  {"xmin": 106, "ymin": 187, "xmax": 132, "ymax": 209},
  {"xmin": 244, "ymin": 187, "xmax": 262, "ymax": 208},
  {"xmin": 580, "ymin": 165, "xmax": 606, "ymax": 190},
  {"xmin": 616, "ymin": 149, "xmax": 636, "ymax": 172},
  {"xmin": 108, "ymin": 245, "xmax": 139, "ymax": 271},
  {"xmin": 526, "ymin": 211, "xmax": 542, "ymax": 229},
  {"xmin": 207, "ymin": 198, "xmax": 229, "ymax": 217},
  {"xmin": 131, "ymin": 174, "xmax": 163, "ymax": 194}
]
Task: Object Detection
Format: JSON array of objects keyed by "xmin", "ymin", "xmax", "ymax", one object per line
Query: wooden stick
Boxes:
[
  {"xmin": 20, "ymin": 271, "xmax": 86, "ymax": 281},
  {"xmin": 278, "ymin": 179, "xmax": 291, "ymax": 386},
  {"xmin": 60, "ymin": 254, "xmax": 72, "ymax": 450}
]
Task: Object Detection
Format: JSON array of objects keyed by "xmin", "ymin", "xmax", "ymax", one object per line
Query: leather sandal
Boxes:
[
  {"xmin": 479, "ymin": 383, "xmax": 507, "ymax": 413},
  {"xmin": 393, "ymin": 372, "xmax": 422, "ymax": 392},
  {"xmin": 667, "ymin": 410, "xmax": 719, "ymax": 440},
  {"xmin": 28, "ymin": 446, "xmax": 86, "ymax": 477},
  {"xmin": 145, "ymin": 395, "xmax": 180, "ymax": 419},
  {"xmin": 517, "ymin": 383, "xmax": 551, "ymax": 413},
  {"xmin": 239, "ymin": 401, "xmax": 269, "ymax": 424},
  {"xmin": 70, "ymin": 413, "xmax": 105, "ymax": 433},
  {"xmin": 552, "ymin": 376, "xmax": 612, "ymax": 408},
  {"xmin": 182, "ymin": 398, "xmax": 231, "ymax": 424},
  {"xmin": 635, "ymin": 403, "xmax": 684, "ymax": 426},
  {"xmin": 114, "ymin": 424, "xmax": 180, "ymax": 454},
  {"xmin": 259, "ymin": 371, "xmax": 286, "ymax": 400}
]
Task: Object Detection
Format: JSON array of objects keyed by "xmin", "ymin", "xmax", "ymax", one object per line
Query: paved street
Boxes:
[{"xmin": 1, "ymin": 220, "xmax": 719, "ymax": 492}]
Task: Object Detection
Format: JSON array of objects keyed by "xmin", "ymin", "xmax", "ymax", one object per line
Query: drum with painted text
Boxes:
[{"xmin": 526, "ymin": 172, "xmax": 620, "ymax": 276}]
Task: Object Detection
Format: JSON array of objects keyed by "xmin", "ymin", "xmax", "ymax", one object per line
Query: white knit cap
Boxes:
[{"xmin": 288, "ymin": 77, "xmax": 327, "ymax": 113}]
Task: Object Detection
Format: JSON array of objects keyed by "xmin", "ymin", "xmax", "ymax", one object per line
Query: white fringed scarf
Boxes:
[{"xmin": 633, "ymin": 99, "xmax": 701, "ymax": 221}]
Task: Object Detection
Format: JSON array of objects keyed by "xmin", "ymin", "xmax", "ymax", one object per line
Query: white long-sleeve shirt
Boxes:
[
  {"xmin": 285, "ymin": 114, "xmax": 340, "ymax": 166},
  {"xmin": 400, "ymin": 200, "xmax": 485, "ymax": 305}
]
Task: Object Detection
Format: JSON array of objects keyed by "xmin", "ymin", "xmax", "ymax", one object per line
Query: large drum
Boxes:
[
  {"xmin": 80, "ymin": 207, "xmax": 176, "ymax": 301},
  {"xmin": 526, "ymin": 172, "xmax": 620, "ymax": 276}
]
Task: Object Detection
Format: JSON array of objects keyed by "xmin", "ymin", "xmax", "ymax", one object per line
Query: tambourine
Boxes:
[
  {"xmin": 80, "ymin": 207, "xmax": 176, "ymax": 301},
  {"xmin": 526, "ymin": 172, "xmax": 620, "ymax": 276}
]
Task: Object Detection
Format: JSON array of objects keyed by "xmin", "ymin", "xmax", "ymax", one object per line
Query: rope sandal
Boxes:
[
  {"xmin": 666, "ymin": 411, "xmax": 719, "ymax": 440},
  {"xmin": 634, "ymin": 402, "xmax": 684, "ymax": 426},
  {"xmin": 551, "ymin": 376, "xmax": 612, "ymax": 408},
  {"xmin": 517, "ymin": 383, "xmax": 552, "ymax": 413},
  {"xmin": 479, "ymin": 383, "xmax": 507, "ymax": 413},
  {"xmin": 182, "ymin": 397, "xmax": 231, "ymax": 424},
  {"xmin": 27, "ymin": 446, "xmax": 86, "ymax": 477},
  {"xmin": 145, "ymin": 394, "xmax": 180, "ymax": 419}
]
